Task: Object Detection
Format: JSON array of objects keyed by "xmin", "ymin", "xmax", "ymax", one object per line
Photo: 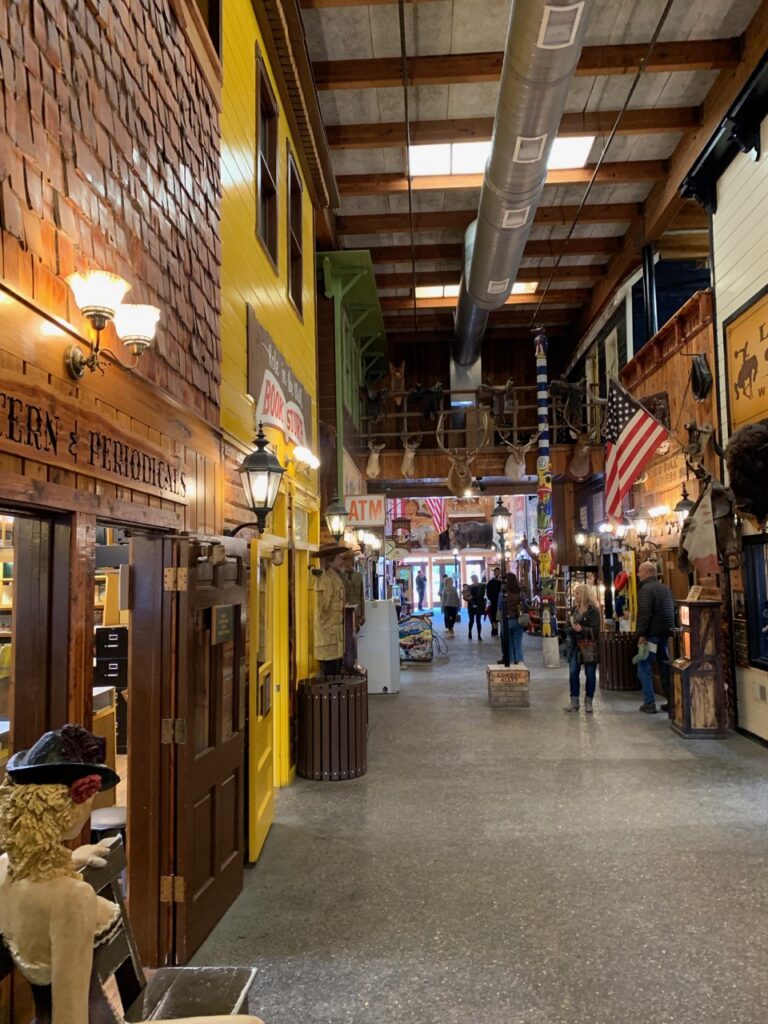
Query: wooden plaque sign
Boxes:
[{"xmin": 211, "ymin": 605, "xmax": 235, "ymax": 645}]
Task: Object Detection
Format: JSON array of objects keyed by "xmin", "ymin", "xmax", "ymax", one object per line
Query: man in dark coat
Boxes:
[
  {"xmin": 486, "ymin": 566, "xmax": 502, "ymax": 638},
  {"xmin": 635, "ymin": 561, "xmax": 676, "ymax": 714}
]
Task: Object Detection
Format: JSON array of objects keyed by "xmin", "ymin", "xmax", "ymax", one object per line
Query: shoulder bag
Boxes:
[{"xmin": 577, "ymin": 626, "xmax": 598, "ymax": 664}]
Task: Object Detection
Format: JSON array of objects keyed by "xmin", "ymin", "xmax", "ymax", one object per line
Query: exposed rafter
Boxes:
[
  {"xmin": 368, "ymin": 237, "xmax": 621, "ymax": 264},
  {"xmin": 314, "ymin": 39, "xmax": 741, "ymax": 90},
  {"xmin": 337, "ymin": 161, "xmax": 667, "ymax": 195},
  {"xmin": 326, "ymin": 107, "xmax": 701, "ymax": 149},
  {"xmin": 339, "ymin": 204, "xmax": 640, "ymax": 236},
  {"xmin": 383, "ymin": 308, "xmax": 576, "ymax": 328},
  {"xmin": 375, "ymin": 266, "xmax": 605, "ymax": 290},
  {"xmin": 381, "ymin": 290, "xmax": 589, "ymax": 311}
]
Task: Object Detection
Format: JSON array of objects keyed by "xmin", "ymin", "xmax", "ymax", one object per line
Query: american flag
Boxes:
[
  {"xmin": 604, "ymin": 379, "xmax": 669, "ymax": 519},
  {"xmin": 424, "ymin": 497, "xmax": 448, "ymax": 534},
  {"xmin": 386, "ymin": 498, "xmax": 407, "ymax": 534}
]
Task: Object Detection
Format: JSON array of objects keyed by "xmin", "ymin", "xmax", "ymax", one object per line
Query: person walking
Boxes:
[
  {"xmin": 441, "ymin": 576, "xmax": 460, "ymax": 636},
  {"xmin": 498, "ymin": 573, "xmax": 528, "ymax": 665},
  {"xmin": 564, "ymin": 583, "xmax": 602, "ymax": 713},
  {"xmin": 635, "ymin": 560, "xmax": 675, "ymax": 714},
  {"xmin": 415, "ymin": 570, "xmax": 427, "ymax": 611},
  {"xmin": 465, "ymin": 574, "xmax": 486, "ymax": 641},
  {"xmin": 486, "ymin": 566, "xmax": 502, "ymax": 638}
]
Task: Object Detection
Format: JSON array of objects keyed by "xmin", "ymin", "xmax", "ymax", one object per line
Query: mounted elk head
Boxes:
[
  {"xmin": 499, "ymin": 430, "xmax": 540, "ymax": 483},
  {"xmin": 401, "ymin": 435, "xmax": 421, "ymax": 478},
  {"xmin": 435, "ymin": 412, "xmax": 489, "ymax": 498},
  {"xmin": 389, "ymin": 362, "xmax": 406, "ymax": 407},
  {"xmin": 366, "ymin": 441, "xmax": 386, "ymax": 480}
]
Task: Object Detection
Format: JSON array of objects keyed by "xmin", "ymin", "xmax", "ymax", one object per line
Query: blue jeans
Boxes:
[
  {"xmin": 569, "ymin": 655, "xmax": 597, "ymax": 699},
  {"xmin": 503, "ymin": 618, "xmax": 525, "ymax": 663},
  {"xmin": 636, "ymin": 636, "xmax": 669, "ymax": 705}
]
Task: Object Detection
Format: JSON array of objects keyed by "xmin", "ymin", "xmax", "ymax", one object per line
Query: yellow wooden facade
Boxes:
[{"xmin": 220, "ymin": 0, "xmax": 321, "ymax": 862}]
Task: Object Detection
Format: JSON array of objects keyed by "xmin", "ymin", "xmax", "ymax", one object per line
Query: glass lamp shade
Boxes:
[
  {"xmin": 491, "ymin": 498, "xmax": 511, "ymax": 535},
  {"xmin": 237, "ymin": 424, "xmax": 285, "ymax": 532},
  {"xmin": 674, "ymin": 489, "xmax": 694, "ymax": 528},
  {"xmin": 113, "ymin": 303, "xmax": 160, "ymax": 357},
  {"xmin": 634, "ymin": 518, "xmax": 649, "ymax": 541},
  {"xmin": 574, "ymin": 531, "xmax": 586, "ymax": 548},
  {"xmin": 325, "ymin": 497, "xmax": 349, "ymax": 541},
  {"xmin": 66, "ymin": 271, "xmax": 131, "ymax": 331},
  {"xmin": 355, "ymin": 526, "xmax": 368, "ymax": 547},
  {"xmin": 615, "ymin": 522, "xmax": 628, "ymax": 540}
]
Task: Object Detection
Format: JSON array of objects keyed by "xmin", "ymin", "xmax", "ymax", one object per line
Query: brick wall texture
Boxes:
[{"xmin": 0, "ymin": 0, "xmax": 221, "ymax": 423}]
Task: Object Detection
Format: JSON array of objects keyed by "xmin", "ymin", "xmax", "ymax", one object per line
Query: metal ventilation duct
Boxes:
[{"xmin": 452, "ymin": 0, "xmax": 595, "ymax": 366}]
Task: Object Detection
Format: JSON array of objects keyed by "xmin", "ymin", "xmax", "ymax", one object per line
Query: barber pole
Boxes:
[{"xmin": 534, "ymin": 330, "xmax": 559, "ymax": 668}]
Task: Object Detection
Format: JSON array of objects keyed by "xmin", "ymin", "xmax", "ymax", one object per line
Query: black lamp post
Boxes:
[
  {"xmin": 229, "ymin": 423, "xmax": 286, "ymax": 535},
  {"xmin": 324, "ymin": 496, "xmax": 349, "ymax": 542},
  {"xmin": 492, "ymin": 498, "xmax": 512, "ymax": 667}
]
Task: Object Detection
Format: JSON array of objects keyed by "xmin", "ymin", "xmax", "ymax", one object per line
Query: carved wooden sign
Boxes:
[
  {"xmin": 0, "ymin": 375, "xmax": 187, "ymax": 501},
  {"xmin": 247, "ymin": 304, "xmax": 313, "ymax": 447}
]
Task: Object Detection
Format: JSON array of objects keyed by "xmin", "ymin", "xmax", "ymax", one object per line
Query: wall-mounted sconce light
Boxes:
[
  {"xmin": 291, "ymin": 445, "xmax": 320, "ymax": 470},
  {"xmin": 270, "ymin": 547, "xmax": 285, "ymax": 567},
  {"xmin": 325, "ymin": 496, "xmax": 349, "ymax": 541},
  {"xmin": 228, "ymin": 423, "xmax": 286, "ymax": 536},
  {"xmin": 64, "ymin": 270, "xmax": 159, "ymax": 378}
]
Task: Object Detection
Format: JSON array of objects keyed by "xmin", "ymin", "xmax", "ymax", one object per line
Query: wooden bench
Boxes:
[{"xmin": 83, "ymin": 836, "xmax": 256, "ymax": 1020}]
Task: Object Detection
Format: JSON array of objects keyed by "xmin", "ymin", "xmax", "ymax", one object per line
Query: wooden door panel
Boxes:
[{"xmin": 175, "ymin": 540, "xmax": 248, "ymax": 963}]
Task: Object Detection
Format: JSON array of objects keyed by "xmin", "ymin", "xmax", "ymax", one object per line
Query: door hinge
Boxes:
[
  {"xmin": 163, "ymin": 567, "xmax": 188, "ymax": 592},
  {"xmin": 161, "ymin": 718, "xmax": 187, "ymax": 745},
  {"xmin": 160, "ymin": 875, "xmax": 186, "ymax": 903}
]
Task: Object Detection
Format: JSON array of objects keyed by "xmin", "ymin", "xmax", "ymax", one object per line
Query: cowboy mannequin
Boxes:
[
  {"xmin": 0, "ymin": 724, "xmax": 263, "ymax": 1024},
  {"xmin": 311, "ymin": 543, "xmax": 349, "ymax": 675}
]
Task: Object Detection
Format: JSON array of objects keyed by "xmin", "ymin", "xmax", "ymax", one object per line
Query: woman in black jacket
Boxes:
[{"xmin": 564, "ymin": 583, "xmax": 601, "ymax": 714}]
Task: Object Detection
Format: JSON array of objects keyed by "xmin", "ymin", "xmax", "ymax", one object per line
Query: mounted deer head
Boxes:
[
  {"xmin": 389, "ymin": 361, "xmax": 406, "ymax": 407},
  {"xmin": 499, "ymin": 430, "xmax": 541, "ymax": 483},
  {"xmin": 563, "ymin": 406, "xmax": 595, "ymax": 482},
  {"xmin": 366, "ymin": 441, "xmax": 386, "ymax": 479},
  {"xmin": 435, "ymin": 412, "xmax": 489, "ymax": 498},
  {"xmin": 400, "ymin": 435, "xmax": 422, "ymax": 478}
]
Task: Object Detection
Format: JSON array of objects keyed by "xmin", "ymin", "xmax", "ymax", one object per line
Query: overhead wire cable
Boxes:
[
  {"xmin": 397, "ymin": 0, "xmax": 419, "ymax": 333},
  {"xmin": 529, "ymin": 0, "xmax": 677, "ymax": 327}
]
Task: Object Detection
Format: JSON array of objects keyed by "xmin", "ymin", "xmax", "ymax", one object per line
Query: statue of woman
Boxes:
[{"xmin": 0, "ymin": 724, "xmax": 262, "ymax": 1024}]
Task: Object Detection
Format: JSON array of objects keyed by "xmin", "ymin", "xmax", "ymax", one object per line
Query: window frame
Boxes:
[
  {"xmin": 286, "ymin": 145, "xmax": 304, "ymax": 318},
  {"xmin": 256, "ymin": 47, "xmax": 279, "ymax": 271}
]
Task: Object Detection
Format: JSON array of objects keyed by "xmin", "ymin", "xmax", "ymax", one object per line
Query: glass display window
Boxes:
[{"xmin": 743, "ymin": 536, "xmax": 768, "ymax": 670}]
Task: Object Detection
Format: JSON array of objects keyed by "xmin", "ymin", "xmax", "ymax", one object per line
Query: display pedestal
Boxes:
[
  {"xmin": 669, "ymin": 599, "xmax": 728, "ymax": 738},
  {"xmin": 542, "ymin": 636, "xmax": 560, "ymax": 669},
  {"xmin": 487, "ymin": 663, "xmax": 530, "ymax": 708},
  {"xmin": 358, "ymin": 601, "xmax": 400, "ymax": 694}
]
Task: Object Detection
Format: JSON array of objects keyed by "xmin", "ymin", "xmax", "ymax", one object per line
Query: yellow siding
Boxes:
[
  {"xmin": 220, "ymin": 0, "xmax": 318, "ymax": 464},
  {"xmin": 221, "ymin": 2, "xmax": 320, "ymax": 808}
]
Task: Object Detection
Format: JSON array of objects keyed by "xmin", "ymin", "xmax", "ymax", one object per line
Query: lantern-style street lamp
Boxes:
[
  {"xmin": 229, "ymin": 423, "xmax": 286, "ymax": 535},
  {"xmin": 325, "ymin": 496, "xmax": 349, "ymax": 541},
  {"xmin": 491, "ymin": 498, "xmax": 512, "ymax": 667}
]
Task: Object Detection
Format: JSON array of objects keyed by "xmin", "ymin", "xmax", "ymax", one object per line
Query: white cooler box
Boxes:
[{"xmin": 357, "ymin": 600, "xmax": 401, "ymax": 694}]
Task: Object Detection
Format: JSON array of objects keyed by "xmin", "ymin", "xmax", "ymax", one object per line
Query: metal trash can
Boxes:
[
  {"xmin": 599, "ymin": 630, "xmax": 640, "ymax": 690},
  {"xmin": 297, "ymin": 676, "xmax": 368, "ymax": 781}
]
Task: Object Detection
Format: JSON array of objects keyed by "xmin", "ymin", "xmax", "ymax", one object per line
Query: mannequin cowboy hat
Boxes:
[
  {"xmin": 6, "ymin": 724, "xmax": 120, "ymax": 789},
  {"xmin": 311, "ymin": 544, "xmax": 350, "ymax": 560}
]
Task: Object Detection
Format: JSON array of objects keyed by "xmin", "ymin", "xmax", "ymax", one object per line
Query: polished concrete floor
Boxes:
[{"xmin": 195, "ymin": 625, "xmax": 768, "ymax": 1024}]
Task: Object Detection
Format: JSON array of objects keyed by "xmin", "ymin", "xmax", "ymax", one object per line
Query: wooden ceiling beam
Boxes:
[
  {"xmin": 383, "ymin": 308, "xmax": 576, "ymax": 328},
  {"xmin": 376, "ymin": 266, "xmax": 605, "ymax": 290},
  {"xmin": 384, "ymin": 329, "xmax": 568, "ymax": 345},
  {"xmin": 580, "ymin": 0, "xmax": 768, "ymax": 330},
  {"xmin": 381, "ymin": 289, "xmax": 590, "ymax": 311},
  {"xmin": 339, "ymin": 203, "xmax": 639, "ymax": 235},
  {"xmin": 326, "ymin": 107, "xmax": 701, "ymax": 149},
  {"xmin": 314, "ymin": 39, "xmax": 740, "ymax": 90},
  {"xmin": 337, "ymin": 161, "xmax": 666, "ymax": 195},
  {"xmin": 369, "ymin": 237, "xmax": 620, "ymax": 263}
]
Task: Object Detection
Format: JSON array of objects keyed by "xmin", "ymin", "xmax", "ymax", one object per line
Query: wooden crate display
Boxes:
[
  {"xmin": 297, "ymin": 677, "xmax": 368, "ymax": 781},
  {"xmin": 669, "ymin": 599, "xmax": 727, "ymax": 738}
]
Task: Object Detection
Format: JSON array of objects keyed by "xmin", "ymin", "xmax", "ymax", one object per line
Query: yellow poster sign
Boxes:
[{"xmin": 725, "ymin": 288, "xmax": 768, "ymax": 430}]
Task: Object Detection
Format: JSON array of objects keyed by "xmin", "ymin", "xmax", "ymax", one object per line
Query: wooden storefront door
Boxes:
[
  {"xmin": 128, "ymin": 536, "xmax": 248, "ymax": 966},
  {"xmin": 173, "ymin": 539, "xmax": 248, "ymax": 963}
]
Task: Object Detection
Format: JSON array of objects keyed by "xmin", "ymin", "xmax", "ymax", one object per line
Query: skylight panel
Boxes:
[
  {"xmin": 512, "ymin": 281, "xmax": 538, "ymax": 294},
  {"xmin": 409, "ymin": 144, "xmax": 451, "ymax": 176},
  {"xmin": 548, "ymin": 136, "xmax": 594, "ymax": 170},
  {"xmin": 451, "ymin": 141, "xmax": 492, "ymax": 174},
  {"xmin": 414, "ymin": 285, "xmax": 444, "ymax": 299},
  {"xmin": 443, "ymin": 284, "xmax": 461, "ymax": 298}
]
